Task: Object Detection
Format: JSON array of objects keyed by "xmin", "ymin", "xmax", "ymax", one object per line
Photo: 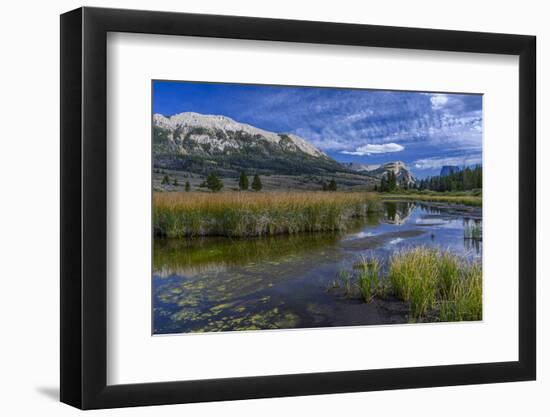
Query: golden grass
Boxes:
[
  {"xmin": 154, "ymin": 190, "xmax": 378, "ymax": 210},
  {"xmin": 154, "ymin": 191, "xmax": 380, "ymax": 238}
]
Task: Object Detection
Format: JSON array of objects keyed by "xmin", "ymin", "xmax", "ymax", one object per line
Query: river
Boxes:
[{"xmin": 153, "ymin": 201, "xmax": 482, "ymax": 334}]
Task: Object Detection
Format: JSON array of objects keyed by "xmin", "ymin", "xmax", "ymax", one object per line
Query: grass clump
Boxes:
[
  {"xmin": 439, "ymin": 262, "xmax": 482, "ymax": 321},
  {"xmin": 389, "ymin": 248, "xmax": 440, "ymax": 318},
  {"xmin": 335, "ymin": 248, "xmax": 482, "ymax": 323},
  {"xmin": 356, "ymin": 256, "xmax": 385, "ymax": 302},
  {"xmin": 388, "ymin": 248, "xmax": 482, "ymax": 322},
  {"xmin": 154, "ymin": 191, "xmax": 380, "ymax": 238}
]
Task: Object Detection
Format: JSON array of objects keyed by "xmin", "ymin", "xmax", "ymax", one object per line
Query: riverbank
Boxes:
[{"xmin": 381, "ymin": 191, "xmax": 482, "ymax": 206}]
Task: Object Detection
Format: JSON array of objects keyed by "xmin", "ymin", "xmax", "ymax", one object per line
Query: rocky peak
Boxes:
[
  {"xmin": 346, "ymin": 160, "xmax": 415, "ymax": 186},
  {"xmin": 379, "ymin": 161, "xmax": 415, "ymax": 186}
]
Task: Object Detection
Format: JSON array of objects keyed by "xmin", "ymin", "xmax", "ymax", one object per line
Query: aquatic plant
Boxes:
[
  {"xmin": 356, "ymin": 255, "xmax": 384, "ymax": 302},
  {"xmin": 153, "ymin": 191, "xmax": 380, "ymax": 238},
  {"xmin": 388, "ymin": 248, "xmax": 482, "ymax": 321},
  {"xmin": 337, "ymin": 248, "xmax": 482, "ymax": 322},
  {"xmin": 464, "ymin": 221, "xmax": 483, "ymax": 240},
  {"xmin": 334, "ymin": 271, "xmax": 354, "ymax": 297},
  {"xmin": 389, "ymin": 248, "xmax": 440, "ymax": 319},
  {"xmin": 439, "ymin": 261, "xmax": 482, "ymax": 322}
]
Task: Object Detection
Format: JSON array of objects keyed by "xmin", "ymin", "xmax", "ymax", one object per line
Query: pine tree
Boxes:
[
  {"xmin": 206, "ymin": 173, "xmax": 223, "ymax": 192},
  {"xmin": 161, "ymin": 175, "xmax": 170, "ymax": 185},
  {"xmin": 388, "ymin": 171, "xmax": 397, "ymax": 192},
  {"xmin": 185, "ymin": 181, "xmax": 190, "ymax": 192},
  {"xmin": 173, "ymin": 177, "xmax": 178, "ymax": 186},
  {"xmin": 328, "ymin": 179, "xmax": 337, "ymax": 191},
  {"xmin": 239, "ymin": 172, "xmax": 249, "ymax": 191},
  {"xmin": 251, "ymin": 174, "xmax": 262, "ymax": 191},
  {"xmin": 380, "ymin": 177, "xmax": 388, "ymax": 192}
]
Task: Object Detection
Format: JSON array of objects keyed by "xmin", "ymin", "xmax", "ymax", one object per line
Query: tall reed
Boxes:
[
  {"xmin": 154, "ymin": 191, "xmax": 380, "ymax": 238},
  {"xmin": 388, "ymin": 248, "xmax": 482, "ymax": 321},
  {"xmin": 389, "ymin": 248, "xmax": 440, "ymax": 319},
  {"xmin": 439, "ymin": 261, "xmax": 482, "ymax": 321},
  {"xmin": 356, "ymin": 255, "xmax": 384, "ymax": 302}
]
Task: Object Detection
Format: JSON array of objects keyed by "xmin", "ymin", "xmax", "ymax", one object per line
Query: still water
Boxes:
[{"xmin": 153, "ymin": 201, "xmax": 482, "ymax": 334}]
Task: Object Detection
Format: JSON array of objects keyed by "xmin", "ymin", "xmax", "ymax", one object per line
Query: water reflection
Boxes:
[
  {"xmin": 464, "ymin": 236, "xmax": 482, "ymax": 253},
  {"xmin": 154, "ymin": 232, "xmax": 342, "ymax": 277},
  {"xmin": 382, "ymin": 201, "xmax": 414, "ymax": 224}
]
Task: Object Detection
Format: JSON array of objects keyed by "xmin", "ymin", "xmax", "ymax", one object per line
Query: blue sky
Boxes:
[{"xmin": 153, "ymin": 81, "xmax": 482, "ymax": 178}]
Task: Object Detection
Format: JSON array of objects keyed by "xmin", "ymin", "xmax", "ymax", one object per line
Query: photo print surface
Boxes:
[{"xmin": 152, "ymin": 81, "xmax": 483, "ymax": 335}]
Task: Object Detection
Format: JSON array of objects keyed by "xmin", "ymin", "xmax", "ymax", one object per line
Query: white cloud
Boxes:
[
  {"xmin": 342, "ymin": 109, "xmax": 374, "ymax": 122},
  {"xmin": 430, "ymin": 94, "xmax": 449, "ymax": 110},
  {"xmin": 341, "ymin": 143, "xmax": 405, "ymax": 156},
  {"xmin": 413, "ymin": 155, "xmax": 482, "ymax": 170}
]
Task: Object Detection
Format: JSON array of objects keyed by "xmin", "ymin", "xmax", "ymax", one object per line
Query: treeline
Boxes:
[
  {"xmin": 416, "ymin": 165, "xmax": 482, "ymax": 192},
  {"xmin": 374, "ymin": 171, "xmax": 410, "ymax": 192},
  {"xmin": 377, "ymin": 171, "xmax": 399, "ymax": 192}
]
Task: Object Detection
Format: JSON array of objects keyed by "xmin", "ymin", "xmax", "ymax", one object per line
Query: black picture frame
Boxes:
[{"xmin": 60, "ymin": 6, "xmax": 536, "ymax": 410}]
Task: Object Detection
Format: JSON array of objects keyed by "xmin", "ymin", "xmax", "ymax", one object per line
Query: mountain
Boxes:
[
  {"xmin": 440, "ymin": 165, "xmax": 461, "ymax": 177},
  {"xmin": 345, "ymin": 161, "xmax": 415, "ymax": 186},
  {"xmin": 153, "ymin": 112, "xmax": 346, "ymax": 176}
]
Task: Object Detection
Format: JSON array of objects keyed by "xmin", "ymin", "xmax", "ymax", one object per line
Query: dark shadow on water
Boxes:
[{"xmin": 36, "ymin": 386, "xmax": 59, "ymax": 401}]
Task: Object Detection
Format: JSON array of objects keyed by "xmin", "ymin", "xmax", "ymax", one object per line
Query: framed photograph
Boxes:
[{"xmin": 60, "ymin": 7, "xmax": 536, "ymax": 409}]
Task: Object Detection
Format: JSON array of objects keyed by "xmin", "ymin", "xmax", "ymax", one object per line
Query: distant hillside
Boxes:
[{"xmin": 153, "ymin": 112, "xmax": 348, "ymax": 177}]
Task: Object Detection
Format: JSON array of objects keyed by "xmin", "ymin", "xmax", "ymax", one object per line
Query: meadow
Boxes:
[{"xmin": 153, "ymin": 191, "xmax": 381, "ymax": 238}]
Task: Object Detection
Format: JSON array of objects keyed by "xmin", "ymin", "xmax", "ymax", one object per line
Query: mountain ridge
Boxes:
[
  {"xmin": 153, "ymin": 112, "xmax": 346, "ymax": 176},
  {"xmin": 153, "ymin": 112, "xmax": 326, "ymax": 158},
  {"xmin": 152, "ymin": 112, "xmax": 415, "ymax": 188}
]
